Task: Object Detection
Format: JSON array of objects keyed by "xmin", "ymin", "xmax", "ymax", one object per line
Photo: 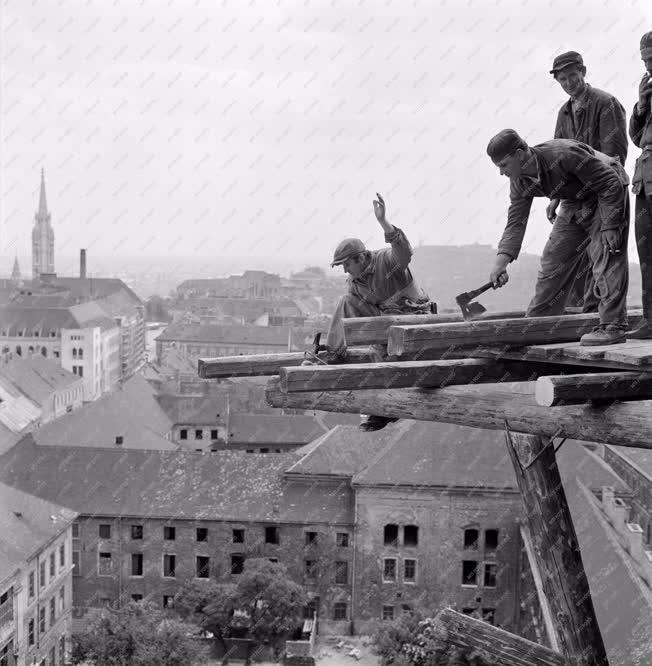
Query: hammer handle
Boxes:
[{"xmin": 465, "ymin": 281, "xmax": 494, "ymax": 302}]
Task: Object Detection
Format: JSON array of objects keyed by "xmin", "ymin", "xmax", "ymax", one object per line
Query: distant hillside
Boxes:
[{"xmin": 411, "ymin": 244, "xmax": 642, "ymax": 312}]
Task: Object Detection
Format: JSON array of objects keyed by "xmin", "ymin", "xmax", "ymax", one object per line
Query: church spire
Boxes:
[
  {"xmin": 38, "ymin": 167, "xmax": 48, "ymax": 217},
  {"xmin": 11, "ymin": 255, "xmax": 21, "ymax": 282}
]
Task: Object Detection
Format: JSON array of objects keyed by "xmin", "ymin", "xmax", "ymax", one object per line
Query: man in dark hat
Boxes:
[
  {"xmin": 487, "ymin": 129, "xmax": 630, "ymax": 345},
  {"xmin": 547, "ymin": 51, "xmax": 628, "ymax": 311},
  {"xmin": 628, "ymin": 31, "xmax": 652, "ymax": 338},
  {"xmin": 324, "ymin": 193, "xmax": 431, "ymax": 431}
]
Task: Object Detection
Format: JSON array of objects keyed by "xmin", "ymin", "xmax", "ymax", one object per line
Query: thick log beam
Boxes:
[
  {"xmin": 343, "ymin": 310, "xmax": 525, "ymax": 346},
  {"xmin": 430, "ymin": 607, "xmax": 566, "ymax": 666},
  {"xmin": 387, "ymin": 311, "xmax": 643, "ymax": 357},
  {"xmin": 535, "ymin": 371, "xmax": 652, "ymax": 406},
  {"xmin": 504, "ymin": 432, "xmax": 607, "ymax": 664},
  {"xmin": 279, "ymin": 359, "xmax": 603, "ymax": 393},
  {"xmin": 265, "ymin": 378, "xmax": 652, "ymax": 450}
]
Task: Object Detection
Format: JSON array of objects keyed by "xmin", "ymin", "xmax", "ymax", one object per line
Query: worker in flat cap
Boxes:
[
  {"xmin": 325, "ymin": 193, "xmax": 432, "ymax": 431},
  {"xmin": 487, "ymin": 129, "xmax": 630, "ymax": 345},
  {"xmin": 547, "ymin": 51, "xmax": 628, "ymax": 312},
  {"xmin": 628, "ymin": 31, "xmax": 652, "ymax": 338}
]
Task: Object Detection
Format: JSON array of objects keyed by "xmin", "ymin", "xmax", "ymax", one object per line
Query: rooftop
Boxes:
[
  {"xmin": 156, "ymin": 394, "xmax": 228, "ymax": 424},
  {"xmin": 227, "ymin": 413, "xmax": 332, "ymax": 445},
  {"xmin": 0, "ymin": 355, "xmax": 80, "ymax": 406}
]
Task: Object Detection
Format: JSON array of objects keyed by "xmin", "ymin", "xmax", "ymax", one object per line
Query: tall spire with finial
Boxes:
[
  {"xmin": 38, "ymin": 167, "xmax": 48, "ymax": 217},
  {"xmin": 11, "ymin": 255, "xmax": 21, "ymax": 283},
  {"xmin": 32, "ymin": 167, "xmax": 55, "ymax": 278}
]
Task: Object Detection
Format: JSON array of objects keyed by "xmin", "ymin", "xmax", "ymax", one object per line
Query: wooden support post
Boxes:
[
  {"xmin": 504, "ymin": 431, "xmax": 608, "ymax": 664},
  {"xmin": 429, "ymin": 608, "xmax": 566, "ymax": 666},
  {"xmin": 343, "ymin": 310, "xmax": 525, "ymax": 346},
  {"xmin": 265, "ymin": 378, "xmax": 652, "ymax": 450},
  {"xmin": 387, "ymin": 312, "xmax": 643, "ymax": 357},
  {"xmin": 279, "ymin": 359, "xmax": 602, "ymax": 393},
  {"xmin": 535, "ymin": 371, "xmax": 652, "ymax": 406}
]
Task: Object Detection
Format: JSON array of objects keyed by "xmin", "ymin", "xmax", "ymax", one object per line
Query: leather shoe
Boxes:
[{"xmin": 627, "ymin": 323, "xmax": 652, "ymax": 340}]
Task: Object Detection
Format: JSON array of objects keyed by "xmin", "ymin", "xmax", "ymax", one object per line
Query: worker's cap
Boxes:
[
  {"xmin": 641, "ymin": 31, "xmax": 652, "ymax": 59},
  {"xmin": 331, "ymin": 238, "xmax": 367, "ymax": 266},
  {"xmin": 486, "ymin": 129, "xmax": 528, "ymax": 163},
  {"xmin": 549, "ymin": 51, "xmax": 584, "ymax": 75}
]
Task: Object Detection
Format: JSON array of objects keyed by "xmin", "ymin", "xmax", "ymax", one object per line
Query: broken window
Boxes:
[
  {"xmin": 463, "ymin": 528, "xmax": 479, "ymax": 549},
  {"xmin": 383, "ymin": 558, "xmax": 396, "ymax": 582},
  {"xmin": 462, "ymin": 560, "xmax": 478, "ymax": 586},
  {"xmin": 231, "ymin": 554, "xmax": 245, "ymax": 574},
  {"xmin": 484, "ymin": 529, "xmax": 499, "ymax": 551},
  {"xmin": 265, "ymin": 526, "xmax": 279, "ymax": 544},
  {"xmin": 383, "ymin": 524, "xmax": 398, "ymax": 546},
  {"xmin": 483, "ymin": 563, "xmax": 497, "ymax": 588},
  {"xmin": 163, "ymin": 554, "xmax": 176, "ymax": 578},
  {"xmin": 196, "ymin": 556, "xmax": 210, "ymax": 578},
  {"xmin": 403, "ymin": 525, "xmax": 419, "ymax": 547}
]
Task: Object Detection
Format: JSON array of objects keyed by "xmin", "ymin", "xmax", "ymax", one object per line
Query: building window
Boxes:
[
  {"xmin": 462, "ymin": 560, "xmax": 478, "ymax": 587},
  {"xmin": 29, "ymin": 618, "xmax": 35, "ymax": 645},
  {"xmin": 196, "ymin": 527, "xmax": 208, "ymax": 542},
  {"xmin": 404, "ymin": 558, "xmax": 417, "ymax": 583},
  {"xmin": 59, "ymin": 543, "xmax": 65, "ymax": 567},
  {"xmin": 72, "ymin": 551, "xmax": 81, "ymax": 576},
  {"xmin": 29, "ymin": 345, "xmax": 34, "ymax": 354},
  {"xmin": 131, "ymin": 554, "xmax": 143, "ymax": 576},
  {"xmin": 40, "ymin": 560, "xmax": 46, "ymax": 588},
  {"xmin": 163, "ymin": 595, "xmax": 175, "ymax": 609},
  {"xmin": 59, "ymin": 635, "xmax": 66, "ymax": 664},
  {"xmin": 403, "ymin": 525, "xmax": 419, "ymax": 547},
  {"xmin": 483, "ymin": 563, "xmax": 497, "ymax": 588},
  {"xmin": 0, "ymin": 589, "xmax": 12, "ymax": 626},
  {"xmin": 15, "ymin": 346, "xmax": 21, "ymax": 356},
  {"xmin": 131, "ymin": 525, "xmax": 143, "ymax": 540},
  {"xmin": 98, "ymin": 552, "xmax": 113, "ymax": 576},
  {"xmin": 305, "ymin": 531, "xmax": 317, "ymax": 545},
  {"xmin": 115, "ymin": 436, "xmax": 124, "ymax": 445},
  {"xmin": 72, "ymin": 348, "xmax": 77, "ymax": 358},
  {"xmin": 210, "ymin": 429, "xmax": 218, "ymax": 439},
  {"xmin": 485, "ymin": 529, "xmax": 499, "ymax": 551},
  {"xmin": 383, "ymin": 558, "xmax": 397, "ymax": 582},
  {"xmin": 54, "ymin": 350, "xmax": 60, "ymax": 358},
  {"xmin": 383, "ymin": 524, "xmax": 398, "ymax": 546},
  {"xmin": 231, "ymin": 554, "xmax": 245, "ymax": 575},
  {"xmin": 29, "ymin": 571, "xmax": 35, "ymax": 598},
  {"xmin": 194, "ymin": 429, "xmax": 203, "ymax": 440},
  {"xmin": 42, "ymin": 346, "xmax": 47, "ymax": 357},
  {"xmin": 304, "ymin": 560, "xmax": 317, "ymax": 579},
  {"xmin": 336, "ymin": 532, "xmax": 349, "ymax": 548},
  {"xmin": 78, "ymin": 348, "xmax": 84, "ymax": 359},
  {"xmin": 232, "ymin": 529, "xmax": 244, "ymax": 544},
  {"xmin": 180, "ymin": 429, "xmax": 188, "ymax": 440},
  {"xmin": 72, "ymin": 522, "xmax": 79, "ymax": 538},
  {"xmin": 49, "ymin": 552, "xmax": 55, "ymax": 577},
  {"xmin": 382, "ymin": 605, "xmax": 394, "ymax": 621},
  {"xmin": 464, "ymin": 528, "xmax": 479, "ymax": 549},
  {"xmin": 39, "ymin": 606, "xmax": 46, "ymax": 633},
  {"xmin": 131, "ymin": 594, "xmax": 143, "ymax": 602},
  {"xmin": 196, "ymin": 556, "xmax": 210, "ymax": 578},
  {"xmin": 164, "ymin": 526, "xmax": 176, "ymax": 540},
  {"xmin": 99, "ymin": 524, "xmax": 111, "ymax": 539},
  {"xmin": 335, "ymin": 561, "xmax": 348, "ymax": 585},
  {"xmin": 333, "ymin": 602, "xmax": 347, "ymax": 621},
  {"xmin": 163, "ymin": 555, "xmax": 176, "ymax": 578},
  {"xmin": 265, "ymin": 526, "xmax": 279, "ymax": 544},
  {"xmin": 59, "ymin": 586, "xmax": 65, "ymax": 612},
  {"xmin": 49, "ymin": 597, "xmax": 55, "ymax": 624}
]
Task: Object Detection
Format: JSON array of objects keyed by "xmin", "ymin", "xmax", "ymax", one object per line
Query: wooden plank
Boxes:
[
  {"xmin": 535, "ymin": 371, "xmax": 652, "ymax": 406},
  {"xmin": 604, "ymin": 340, "xmax": 652, "ymax": 366},
  {"xmin": 387, "ymin": 311, "xmax": 643, "ymax": 357},
  {"xmin": 343, "ymin": 310, "xmax": 525, "ymax": 346},
  {"xmin": 505, "ymin": 432, "xmax": 607, "ymax": 664},
  {"xmin": 280, "ymin": 359, "xmax": 611, "ymax": 393},
  {"xmin": 431, "ymin": 607, "xmax": 566, "ymax": 666},
  {"xmin": 265, "ymin": 379, "xmax": 652, "ymax": 450}
]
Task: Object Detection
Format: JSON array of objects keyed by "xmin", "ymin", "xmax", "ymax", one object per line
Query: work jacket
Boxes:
[
  {"xmin": 498, "ymin": 140, "xmax": 628, "ymax": 260},
  {"xmin": 630, "ymin": 102, "xmax": 652, "ymax": 197},
  {"xmin": 347, "ymin": 227, "xmax": 429, "ymax": 312},
  {"xmin": 554, "ymin": 84, "xmax": 628, "ymax": 165}
]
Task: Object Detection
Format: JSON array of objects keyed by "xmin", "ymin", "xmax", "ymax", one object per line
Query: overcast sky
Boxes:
[{"xmin": 1, "ymin": 0, "xmax": 651, "ymax": 274}]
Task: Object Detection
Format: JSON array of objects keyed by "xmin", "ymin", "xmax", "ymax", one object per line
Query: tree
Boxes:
[
  {"xmin": 145, "ymin": 296, "xmax": 172, "ymax": 322},
  {"xmin": 234, "ymin": 558, "xmax": 309, "ymax": 657},
  {"xmin": 72, "ymin": 601, "xmax": 206, "ymax": 666}
]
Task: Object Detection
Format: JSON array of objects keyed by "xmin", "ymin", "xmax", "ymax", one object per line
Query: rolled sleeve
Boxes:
[
  {"xmin": 497, "ymin": 180, "xmax": 534, "ymax": 260},
  {"xmin": 384, "ymin": 226, "xmax": 413, "ymax": 268}
]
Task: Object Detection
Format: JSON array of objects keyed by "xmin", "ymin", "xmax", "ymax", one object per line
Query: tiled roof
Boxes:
[
  {"xmin": 0, "ymin": 376, "xmax": 41, "ymax": 434},
  {"xmin": 156, "ymin": 322, "xmax": 293, "ymax": 346},
  {"xmin": 156, "ymin": 395, "xmax": 228, "ymax": 424},
  {"xmin": 0, "ymin": 355, "xmax": 79, "ymax": 406},
  {"xmin": 0, "ymin": 306, "xmax": 78, "ymax": 336},
  {"xmin": 32, "ymin": 375, "xmax": 176, "ymax": 451},
  {"xmin": 227, "ymin": 413, "xmax": 329, "ymax": 445},
  {"xmin": 0, "ymin": 480, "xmax": 77, "ymax": 582},
  {"xmin": 353, "ymin": 421, "xmax": 519, "ymax": 490},
  {"xmin": 608, "ymin": 446, "xmax": 652, "ymax": 483}
]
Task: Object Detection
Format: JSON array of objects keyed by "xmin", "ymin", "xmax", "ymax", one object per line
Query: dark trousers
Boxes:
[
  {"xmin": 526, "ymin": 195, "xmax": 630, "ymax": 326},
  {"xmin": 635, "ymin": 190, "xmax": 652, "ymax": 322}
]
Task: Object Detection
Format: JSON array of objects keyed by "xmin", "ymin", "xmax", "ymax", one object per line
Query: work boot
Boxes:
[
  {"xmin": 360, "ymin": 415, "xmax": 398, "ymax": 432},
  {"xmin": 580, "ymin": 324, "xmax": 626, "ymax": 346},
  {"xmin": 627, "ymin": 322, "xmax": 652, "ymax": 339}
]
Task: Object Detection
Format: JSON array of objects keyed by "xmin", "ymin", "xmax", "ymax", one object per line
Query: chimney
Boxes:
[{"xmin": 80, "ymin": 249, "xmax": 87, "ymax": 279}]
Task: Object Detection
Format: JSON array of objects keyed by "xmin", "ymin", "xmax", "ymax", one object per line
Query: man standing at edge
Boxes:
[
  {"xmin": 487, "ymin": 130, "xmax": 630, "ymax": 346},
  {"xmin": 325, "ymin": 193, "xmax": 431, "ymax": 431},
  {"xmin": 547, "ymin": 51, "xmax": 628, "ymax": 311},
  {"xmin": 628, "ymin": 31, "xmax": 652, "ymax": 339}
]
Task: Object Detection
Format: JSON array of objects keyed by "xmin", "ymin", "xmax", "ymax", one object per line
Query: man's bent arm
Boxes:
[
  {"xmin": 496, "ymin": 180, "xmax": 534, "ymax": 261},
  {"xmin": 599, "ymin": 98, "xmax": 628, "ymax": 165},
  {"xmin": 629, "ymin": 102, "xmax": 648, "ymax": 148},
  {"xmin": 385, "ymin": 226, "xmax": 413, "ymax": 269}
]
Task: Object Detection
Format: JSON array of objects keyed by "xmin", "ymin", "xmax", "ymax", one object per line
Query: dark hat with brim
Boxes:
[
  {"xmin": 331, "ymin": 238, "xmax": 367, "ymax": 266},
  {"xmin": 550, "ymin": 51, "xmax": 584, "ymax": 74},
  {"xmin": 641, "ymin": 31, "xmax": 652, "ymax": 59},
  {"xmin": 486, "ymin": 129, "xmax": 528, "ymax": 163}
]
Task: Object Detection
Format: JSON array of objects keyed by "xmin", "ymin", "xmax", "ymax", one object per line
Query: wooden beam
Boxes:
[
  {"xmin": 430, "ymin": 608, "xmax": 566, "ymax": 666},
  {"xmin": 504, "ymin": 432, "xmax": 607, "ymax": 664},
  {"xmin": 387, "ymin": 311, "xmax": 643, "ymax": 357},
  {"xmin": 265, "ymin": 378, "xmax": 652, "ymax": 450},
  {"xmin": 279, "ymin": 359, "xmax": 604, "ymax": 393},
  {"xmin": 343, "ymin": 310, "xmax": 525, "ymax": 346},
  {"xmin": 535, "ymin": 371, "xmax": 652, "ymax": 406}
]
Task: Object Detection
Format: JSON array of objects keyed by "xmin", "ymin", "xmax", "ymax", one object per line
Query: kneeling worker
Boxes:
[
  {"xmin": 487, "ymin": 130, "xmax": 630, "ymax": 346},
  {"xmin": 326, "ymin": 193, "xmax": 432, "ymax": 431}
]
